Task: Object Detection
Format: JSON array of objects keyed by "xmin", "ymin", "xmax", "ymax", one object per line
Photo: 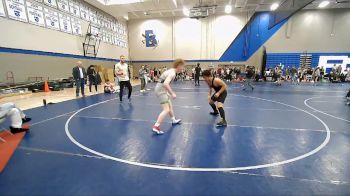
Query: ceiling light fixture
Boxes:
[
  {"xmin": 183, "ymin": 7, "xmax": 190, "ymax": 16},
  {"xmin": 318, "ymin": 1, "xmax": 330, "ymax": 8},
  {"xmin": 270, "ymin": 3, "xmax": 279, "ymax": 11},
  {"xmin": 225, "ymin": 5, "xmax": 232, "ymax": 14}
]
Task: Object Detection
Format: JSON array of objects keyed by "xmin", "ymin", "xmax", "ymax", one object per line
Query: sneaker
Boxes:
[
  {"xmin": 172, "ymin": 119, "xmax": 182, "ymax": 125},
  {"xmin": 10, "ymin": 126, "xmax": 29, "ymax": 134},
  {"xmin": 152, "ymin": 126, "xmax": 164, "ymax": 135},
  {"xmin": 22, "ymin": 117, "xmax": 32, "ymax": 123},
  {"xmin": 128, "ymin": 98, "xmax": 132, "ymax": 103},
  {"xmin": 216, "ymin": 120, "xmax": 227, "ymax": 127},
  {"xmin": 210, "ymin": 112, "xmax": 219, "ymax": 116}
]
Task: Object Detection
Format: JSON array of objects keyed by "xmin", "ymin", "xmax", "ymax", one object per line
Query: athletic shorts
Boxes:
[
  {"xmin": 211, "ymin": 90, "xmax": 227, "ymax": 103},
  {"xmin": 155, "ymin": 83, "xmax": 170, "ymax": 104}
]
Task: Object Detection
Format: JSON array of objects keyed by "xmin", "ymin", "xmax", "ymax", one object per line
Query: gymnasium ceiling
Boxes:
[{"xmin": 83, "ymin": 0, "xmax": 350, "ymax": 20}]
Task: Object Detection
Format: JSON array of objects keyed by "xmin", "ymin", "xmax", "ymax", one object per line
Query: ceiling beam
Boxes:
[
  {"xmin": 131, "ymin": 11, "xmax": 139, "ymax": 18},
  {"xmin": 172, "ymin": 0, "xmax": 178, "ymax": 8}
]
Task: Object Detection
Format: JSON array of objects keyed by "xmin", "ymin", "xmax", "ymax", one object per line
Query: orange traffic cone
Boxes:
[{"xmin": 44, "ymin": 80, "xmax": 50, "ymax": 92}]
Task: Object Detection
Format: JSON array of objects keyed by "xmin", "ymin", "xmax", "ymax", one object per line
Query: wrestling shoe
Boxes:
[
  {"xmin": 210, "ymin": 112, "xmax": 219, "ymax": 116},
  {"xmin": 22, "ymin": 117, "xmax": 32, "ymax": 123},
  {"xmin": 10, "ymin": 126, "xmax": 29, "ymax": 134},
  {"xmin": 216, "ymin": 120, "xmax": 227, "ymax": 127},
  {"xmin": 152, "ymin": 126, "xmax": 164, "ymax": 135},
  {"xmin": 172, "ymin": 119, "xmax": 182, "ymax": 125}
]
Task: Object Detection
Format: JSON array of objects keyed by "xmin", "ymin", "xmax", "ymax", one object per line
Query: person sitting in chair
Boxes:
[{"xmin": 0, "ymin": 102, "xmax": 31, "ymax": 133}]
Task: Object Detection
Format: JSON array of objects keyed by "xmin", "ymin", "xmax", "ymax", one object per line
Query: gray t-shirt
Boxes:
[
  {"xmin": 159, "ymin": 68, "xmax": 176, "ymax": 85},
  {"xmin": 139, "ymin": 68, "xmax": 146, "ymax": 78}
]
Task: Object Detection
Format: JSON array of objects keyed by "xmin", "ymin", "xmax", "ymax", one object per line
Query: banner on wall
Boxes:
[
  {"xmin": 26, "ymin": 1, "xmax": 45, "ymax": 26},
  {"xmin": 104, "ymin": 31, "xmax": 108, "ymax": 43},
  {"xmin": 110, "ymin": 34, "xmax": 114, "ymax": 45},
  {"xmin": 5, "ymin": 0, "xmax": 28, "ymax": 22},
  {"xmin": 69, "ymin": 0, "xmax": 79, "ymax": 18},
  {"xmin": 113, "ymin": 36, "xmax": 118, "ymax": 45},
  {"xmin": 111, "ymin": 22, "xmax": 117, "ymax": 32},
  {"xmin": 88, "ymin": 8, "xmax": 97, "ymax": 24},
  {"xmin": 105, "ymin": 18, "xmax": 111, "ymax": 30},
  {"xmin": 101, "ymin": 30, "xmax": 106, "ymax": 42},
  {"xmin": 79, "ymin": 4, "xmax": 89, "ymax": 21},
  {"xmin": 108, "ymin": 32, "xmax": 113, "ymax": 44},
  {"xmin": 106, "ymin": 32, "xmax": 111, "ymax": 44},
  {"xmin": 44, "ymin": 8, "xmax": 59, "ymax": 30},
  {"xmin": 43, "ymin": 0, "xmax": 57, "ymax": 8},
  {"xmin": 57, "ymin": 0, "xmax": 69, "ymax": 13},
  {"xmin": 0, "ymin": 0, "xmax": 6, "ymax": 17},
  {"xmin": 97, "ymin": 12, "xmax": 103, "ymax": 26},
  {"xmin": 102, "ymin": 17, "xmax": 107, "ymax": 29},
  {"xmin": 115, "ymin": 39, "xmax": 119, "ymax": 46},
  {"xmin": 71, "ymin": 17, "xmax": 81, "ymax": 35},
  {"xmin": 59, "ymin": 13, "xmax": 72, "ymax": 33},
  {"xmin": 90, "ymin": 25, "xmax": 99, "ymax": 36}
]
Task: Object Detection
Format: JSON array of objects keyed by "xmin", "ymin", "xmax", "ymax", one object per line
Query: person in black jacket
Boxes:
[
  {"xmin": 87, "ymin": 65, "xmax": 98, "ymax": 93},
  {"xmin": 72, "ymin": 61, "xmax": 87, "ymax": 97},
  {"xmin": 243, "ymin": 65, "xmax": 255, "ymax": 91},
  {"xmin": 194, "ymin": 63, "xmax": 202, "ymax": 86}
]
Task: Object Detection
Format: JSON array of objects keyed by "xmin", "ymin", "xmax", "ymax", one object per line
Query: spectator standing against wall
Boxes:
[
  {"xmin": 114, "ymin": 55, "xmax": 132, "ymax": 102},
  {"xmin": 313, "ymin": 67, "xmax": 321, "ymax": 86},
  {"xmin": 72, "ymin": 61, "xmax": 87, "ymax": 97},
  {"xmin": 290, "ymin": 66, "xmax": 298, "ymax": 84},
  {"xmin": 320, "ymin": 66, "xmax": 325, "ymax": 81},
  {"xmin": 243, "ymin": 65, "xmax": 255, "ymax": 91},
  {"xmin": 87, "ymin": 65, "xmax": 98, "ymax": 93},
  {"xmin": 139, "ymin": 65, "xmax": 147, "ymax": 93},
  {"xmin": 194, "ymin": 63, "xmax": 202, "ymax": 86}
]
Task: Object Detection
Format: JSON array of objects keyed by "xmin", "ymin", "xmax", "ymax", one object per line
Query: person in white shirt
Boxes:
[
  {"xmin": 152, "ymin": 59, "xmax": 184, "ymax": 135},
  {"xmin": 114, "ymin": 55, "xmax": 132, "ymax": 102},
  {"xmin": 0, "ymin": 102, "xmax": 31, "ymax": 133}
]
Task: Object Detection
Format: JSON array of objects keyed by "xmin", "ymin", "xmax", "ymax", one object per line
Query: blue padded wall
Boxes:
[{"xmin": 219, "ymin": 12, "xmax": 288, "ymax": 62}]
